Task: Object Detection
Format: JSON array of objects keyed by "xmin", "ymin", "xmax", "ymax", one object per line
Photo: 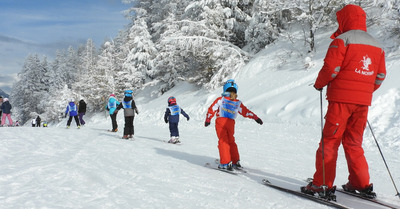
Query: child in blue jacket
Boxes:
[
  {"xmin": 164, "ymin": 96, "xmax": 189, "ymax": 143},
  {"xmin": 65, "ymin": 99, "xmax": 80, "ymax": 128},
  {"xmin": 106, "ymin": 94, "xmax": 120, "ymax": 132}
]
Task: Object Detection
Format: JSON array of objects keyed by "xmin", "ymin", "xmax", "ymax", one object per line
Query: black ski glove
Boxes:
[
  {"xmin": 255, "ymin": 117, "xmax": 263, "ymax": 125},
  {"xmin": 204, "ymin": 119, "xmax": 211, "ymax": 127},
  {"xmin": 314, "ymin": 85, "xmax": 323, "ymax": 91}
]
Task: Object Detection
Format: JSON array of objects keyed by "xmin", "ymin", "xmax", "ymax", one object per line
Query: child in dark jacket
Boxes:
[
  {"xmin": 117, "ymin": 90, "xmax": 139, "ymax": 139},
  {"xmin": 164, "ymin": 96, "xmax": 190, "ymax": 144},
  {"xmin": 1, "ymin": 98, "xmax": 13, "ymax": 126}
]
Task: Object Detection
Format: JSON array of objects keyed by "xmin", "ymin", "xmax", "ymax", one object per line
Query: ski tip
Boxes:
[
  {"xmin": 262, "ymin": 179, "xmax": 271, "ymax": 184},
  {"xmin": 305, "ymin": 178, "xmax": 313, "ymax": 183}
]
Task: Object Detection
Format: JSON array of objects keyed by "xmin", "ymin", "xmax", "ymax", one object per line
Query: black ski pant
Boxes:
[
  {"xmin": 110, "ymin": 113, "xmax": 118, "ymax": 131},
  {"xmin": 67, "ymin": 115, "xmax": 80, "ymax": 126},
  {"xmin": 124, "ymin": 116, "xmax": 134, "ymax": 135}
]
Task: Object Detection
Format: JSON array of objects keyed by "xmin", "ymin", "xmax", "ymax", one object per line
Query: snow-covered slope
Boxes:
[{"xmin": 1, "ymin": 29, "xmax": 400, "ymax": 208}]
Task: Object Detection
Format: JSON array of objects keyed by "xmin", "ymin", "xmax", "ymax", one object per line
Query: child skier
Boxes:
[
  {"xmin": 1, "ymin": 98, "xmax": 13, "ymax": 126},
  {"xmin": 164, "ymin": 96, "xmax": 190, "ymax": 144},
  {"xmin": 106, "ymin": 94, "xmax": 120, "ymax": 132},
  {"xmin": 117, "ymin": 90, "xmax": 139, "ymax": 139},
  {"xmin": 31, "ymin": 118, "xmax": 36, "ymax": 127},
  {"xmin": 65, "ymin": 99, "xmax": 80, "ymax": 128},
  {"xmin": 204, "ymin": 79, "xmax": 263, "ymax": 170},
  {"xmin": 78, "ymin": 98, "xmax": 87, "ymax": 126}
]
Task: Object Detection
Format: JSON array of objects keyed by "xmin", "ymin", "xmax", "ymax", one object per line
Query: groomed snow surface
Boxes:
[{"xmin": 2, "ymin": 34, "xmax": 400, "ymax": 208}]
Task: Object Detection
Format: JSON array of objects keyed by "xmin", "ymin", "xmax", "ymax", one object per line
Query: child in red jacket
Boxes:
[{"xmin": 205, "ymin": 79, "xmax": 263, "ymax": 170}]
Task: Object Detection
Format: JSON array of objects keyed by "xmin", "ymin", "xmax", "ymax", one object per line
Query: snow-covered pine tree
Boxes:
[
  {"xmin": 93, "ymin": 41, "xmax": 117, "ymax": 111},
  {"xmin": 244, "ymin": 0, "xmax": 285, "ymax": 53},
  {"xmin": 122, "ymin": 17, "xmax": 157, "ymax": 91},
  {"xmin": 72, "ymin": 39, "xmax": 98, "ymax": 110},
  {"xmin": 11, "ymin": 54, "xmax": 48, "ymax": 123}
]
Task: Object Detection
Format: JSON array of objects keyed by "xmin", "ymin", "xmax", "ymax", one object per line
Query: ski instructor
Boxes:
[{"xmin": 302, "ymin": 4, "xmax": 386, "ymax": 198}]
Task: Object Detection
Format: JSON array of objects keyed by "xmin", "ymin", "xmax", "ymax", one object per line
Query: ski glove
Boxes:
[
  {"xmin": 254, "ymin": 117, "xmax": 263, "ymax": 125},
  {"xmin": 204, "ymin": 119, "xmax": 211, "ymax": 127},
  {"xmin": 314, "ymin": 85, "xmax": 323, "ymax": 91}
]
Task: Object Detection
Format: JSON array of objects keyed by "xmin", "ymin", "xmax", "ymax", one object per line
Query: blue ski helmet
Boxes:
[
  {"xmin": 125, "ymin": 90, "xmax": 133, "ymax": 97},
  {"xmin": 223, "ymin": 79, "xmax": 238, "ymax": 94}
]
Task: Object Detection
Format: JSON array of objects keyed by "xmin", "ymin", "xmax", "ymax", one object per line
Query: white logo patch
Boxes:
[{"xmin": 355, "ymin": 55, "xmax": 374, "ymax": 76}]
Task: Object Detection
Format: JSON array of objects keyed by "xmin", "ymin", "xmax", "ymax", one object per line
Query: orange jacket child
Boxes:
[{"xmin": 205, "ymin": 79, "xmax": 263, "ymax": 171}]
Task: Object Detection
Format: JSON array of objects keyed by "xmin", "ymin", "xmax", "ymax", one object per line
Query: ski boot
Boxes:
[
  {"xmin": 342, "ymin": 182, "xmax": 376, "ymax": 199},
  {"xmin": 301, "ymin": 182, "xmax": 337, "ymax": 201},
  {"xmin": 122, "ymin": 135, "xmax": 129, "ymax": 139},
  {"xmin": 174, "ymin": 137, "xmax": 181, "ymax": 144},
  {"xmin": 218, "ymin": 161, "xmax": 233, "ymax": 171},
  {"xmin": 233, "ymin": 160, "xmax": 243, "ymax": 170},
  {"xmin": 168, "ymin": 137, "xmax": 176, "ymax": 143}
]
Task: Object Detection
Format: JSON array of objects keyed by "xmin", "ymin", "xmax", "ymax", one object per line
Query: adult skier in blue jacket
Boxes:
[
  {"xmin": 164, "ymin": 96, "xmax": 189, "ymax": 144},
  {"xmin": 65, "ymin": 99, "xmax": 80, "ymax": 128},
  {"xmin": 106, "ymin": 94, "xmax": 120, "ymax": 132}
]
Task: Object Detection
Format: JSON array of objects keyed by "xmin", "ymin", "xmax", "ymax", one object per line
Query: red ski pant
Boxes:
[
  {"xmin": 313, "ymin": 102, "xmax": 370, "ymax": 189},
  {"xmin": 215, "ymin": 117, "xmax": 240, "ymax": 165}
]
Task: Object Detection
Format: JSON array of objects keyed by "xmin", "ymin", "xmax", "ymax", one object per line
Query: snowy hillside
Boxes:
[
  {"xmin": 1, "ymin": 30, "xmax": 400, "ymax": 208},
  {"xmin": 0, "ymin": 88, "xmax": 9, "ymax": 98}
]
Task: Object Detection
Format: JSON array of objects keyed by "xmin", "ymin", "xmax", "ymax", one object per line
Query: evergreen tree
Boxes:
[{"xmin": 121, "ymin": 17, "xmax": 157, "ymax": 91}]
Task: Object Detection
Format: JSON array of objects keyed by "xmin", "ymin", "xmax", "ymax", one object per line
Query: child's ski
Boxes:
[
  {"xmin": 214, "ymin": 159, "xmax": 247, "ymax": 173},
  {"xmin": 204, "ymin": 163, "xmax": 238, "ymax": 175},
  {"xmin": 162, "ymin": 140, "xmax": 182, "ymax": 145}
]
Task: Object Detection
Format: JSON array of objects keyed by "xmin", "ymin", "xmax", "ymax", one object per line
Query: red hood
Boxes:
[{"xmin": 330, "ymin": 4, "xmax": 367, "ymax": 39}]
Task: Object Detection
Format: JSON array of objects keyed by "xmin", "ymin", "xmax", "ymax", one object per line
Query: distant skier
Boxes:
[
  {"xmin": 78, "ymin": 98, "xmax": 87, "ymax": 126},
  {"xmin": 36, "ymin": 115, "xmax": 41, "ymax": 127},
  {"xmin": 0, "ymin": 98, "xmax": 13, "ymax": 126},
  {"xmin": 65, "ymin": 99, "xmax": 80, "ymax": 129},
  {"xmin": 117, "ymin": 90, "xmax": 139, "ymax": 139},
  {"xmin": 31, "ymin": 118, "xmax": 36, "ymax": 127},
  {"xmin": 106, "ymin": 94, "xmax": 120, "ymax": 132},
  {"xmin": 204, "ymin": 79, "xmax": 263, "ymax": 170},
  {"xmin": 302, "ymin": 4, "xmax": 386, "ymax": 199},
  {"xmin": 164, "ymin": 96, "xmax": 189, "ymax": 144},
  {"xmin": 0, "ymin": 96, "xmax": 3, "ymax": 119}
]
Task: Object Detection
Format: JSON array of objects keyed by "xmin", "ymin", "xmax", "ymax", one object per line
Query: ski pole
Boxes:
[
  {"xmin": 367, "ymin": 120, "xmax": 400, "ymax": 198},
  {"xmin": 319, "ymin": 90, "xmax": 327, "ymax": 196}
]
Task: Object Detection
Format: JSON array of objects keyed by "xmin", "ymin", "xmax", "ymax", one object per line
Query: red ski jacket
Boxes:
[
  {"xmin": 315, "ymin": 5, "xmax": 386, "ymax": 106},
  {"xmin": 205, "ymin": 96, "xmax": 258, "ymax": 122}
]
